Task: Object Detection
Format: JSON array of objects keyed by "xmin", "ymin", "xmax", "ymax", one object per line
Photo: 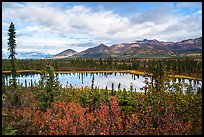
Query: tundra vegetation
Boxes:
[
  {"xmin": 2, "ymin": 61, "xmax": 202, "ymax": 135},
  {"xmin": 2, "ymin": 23, "xmax": 202, "ymax": 135}
]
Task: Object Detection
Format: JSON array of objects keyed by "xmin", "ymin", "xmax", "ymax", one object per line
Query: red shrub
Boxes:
[{"xmin": 10, "ymin": 97, "xmax": 192, "ymax": 135}]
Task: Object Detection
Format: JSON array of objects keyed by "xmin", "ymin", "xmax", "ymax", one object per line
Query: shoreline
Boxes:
[{"xmin": 2, "ymin": 69, "xmax": 202, "ymax": 81}]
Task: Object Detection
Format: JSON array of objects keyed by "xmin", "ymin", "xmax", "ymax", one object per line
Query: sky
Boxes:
[{"xmin": 2, "ymin": 2, "xmax": 202, "ymax": 55}]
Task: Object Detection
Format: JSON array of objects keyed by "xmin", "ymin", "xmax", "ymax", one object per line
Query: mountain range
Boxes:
[
  {"xmin": 53, "ymin": 37, "xmax": 202, "ymax": 59},
  {"xmin": 2, "ymin": 51, "xmax": 53, "ymax": 59},
  {"xmin": 3, "ymin": 37, "xmax": 201, "ymax": 59}
]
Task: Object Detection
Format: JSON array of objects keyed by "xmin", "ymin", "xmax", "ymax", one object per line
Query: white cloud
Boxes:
[
  {"xmin": 195, "ymin": 10, "xmax": 202, "ymax": 14},
  {"xmin": 2, "ymin": 2, "xmax": 202, "ymax": 55},
  {"xmin": 175, "ymin": 2, "xmax": 200, "ymax": 9}
]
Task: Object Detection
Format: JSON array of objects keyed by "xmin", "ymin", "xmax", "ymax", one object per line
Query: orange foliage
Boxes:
[{"xmin": 11, "ymin": 97, "xmax": 192, "ymax": 135}]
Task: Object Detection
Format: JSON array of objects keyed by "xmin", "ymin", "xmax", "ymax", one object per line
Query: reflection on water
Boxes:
[{"xmin": 3, "ymin": 72, "xmax": 202, "ymax": 93}]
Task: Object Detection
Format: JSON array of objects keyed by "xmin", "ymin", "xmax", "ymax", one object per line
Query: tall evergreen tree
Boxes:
[
  {"xmin": 45, "ymin": 65, "xmax": 60, "ymax": 102},
  {"xmin": 152, "ymin": 62, "xmax": 169, "ymax": 93},
  {"xmin": 99, "ymin": 58, "xmax": 103, "ymax": 65},
  {"xmin": 118, "ymin": 83, "xmax": 121, "ymax": 92},
  {"xmin": 38, "ymin": 65, "xmax": 60, "ymax": 111},
  {"xmin": 7, "ymin": 22, "xmax": 17, "ymax": 88},
  {"xmin": 111, "ymin": 83, "xmax": 114, "ymax": 96}
]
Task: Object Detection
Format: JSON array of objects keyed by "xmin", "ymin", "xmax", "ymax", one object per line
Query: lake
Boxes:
[{"xmin": 3, "ymin": 72, "xmax": 202, "ymax": 93}]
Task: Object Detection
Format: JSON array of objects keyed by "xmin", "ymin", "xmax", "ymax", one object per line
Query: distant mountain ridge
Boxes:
[
  {"xmin": 18, "ymin": 52, "xmax": 54, "ymax": 59},
  {"xmin": 2, "ymin": 51, "xmax": 53, "ymax": 59},
  {"xmin": 52, "ymin": 49, "xmax": 77, "ymax": 59},
  {"xmin": 75, "ymin": 44, "xmax": 111, "ymax": 58},
  {"xmin": 52, "ymin": 37, "xmax": 202, "ymax": 59}
]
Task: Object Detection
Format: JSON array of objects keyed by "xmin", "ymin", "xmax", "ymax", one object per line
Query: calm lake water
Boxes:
[{"xmin": 3, "ymin": 72, "xmax": 202, "ymax": 93}]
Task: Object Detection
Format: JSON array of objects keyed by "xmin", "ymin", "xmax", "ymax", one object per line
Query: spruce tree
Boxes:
[
  {"xmin": 45, "ymin": 65, "xmax": 60, "ymax": 102},
  {"xmin": 39, "ymin": 65, "xmax": 60, "ymax": 111},
  {"xmin": 111, "ymin": 83, "xmax": 114, "ymax": 96},
  {"xmin": 152, "ymin": 62, "xmax": 169, "ymax": 93},
  {"xmin": 118, "ymin": 83, "xmax": 121, "ymax": 92},
  {"xmin": 7, "ymin": 22, "xmax": 17, "ymax": 88}
]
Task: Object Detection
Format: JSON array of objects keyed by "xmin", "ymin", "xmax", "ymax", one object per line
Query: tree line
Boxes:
[{"xmin": 2, "ymin": 57, "xmax": 202, "ymax": 78}]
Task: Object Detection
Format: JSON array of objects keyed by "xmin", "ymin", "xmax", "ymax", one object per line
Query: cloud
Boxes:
[
  {"xmin": 195, "ymin": 10, "xmax": 202, "ymax": 14},
  {"xmin": 175, "ymin": 2, "xmax": 200, "ymax": 9},
  {"xmin": 130, "ymin": 5, "xmax": 173, "ymax": 25},
  {"xmin": 69, "ymin": 42, "xmax": 96, "ymax": 47},
  {"xmin": 2, "ymin": 2, "xmax": 202, "ymax": 55}
]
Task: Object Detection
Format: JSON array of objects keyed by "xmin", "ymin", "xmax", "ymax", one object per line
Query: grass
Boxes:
[
  {"xmin": 181, "ymin": 53, "xmax": 202, "ymax": 57},
  {"xmin": 2, "ymin": 69, "xmax": 202, "ymax": 81},
  {"xmin": 2, "ymin": 70, "xmax": 42, "ymax": 73}
]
